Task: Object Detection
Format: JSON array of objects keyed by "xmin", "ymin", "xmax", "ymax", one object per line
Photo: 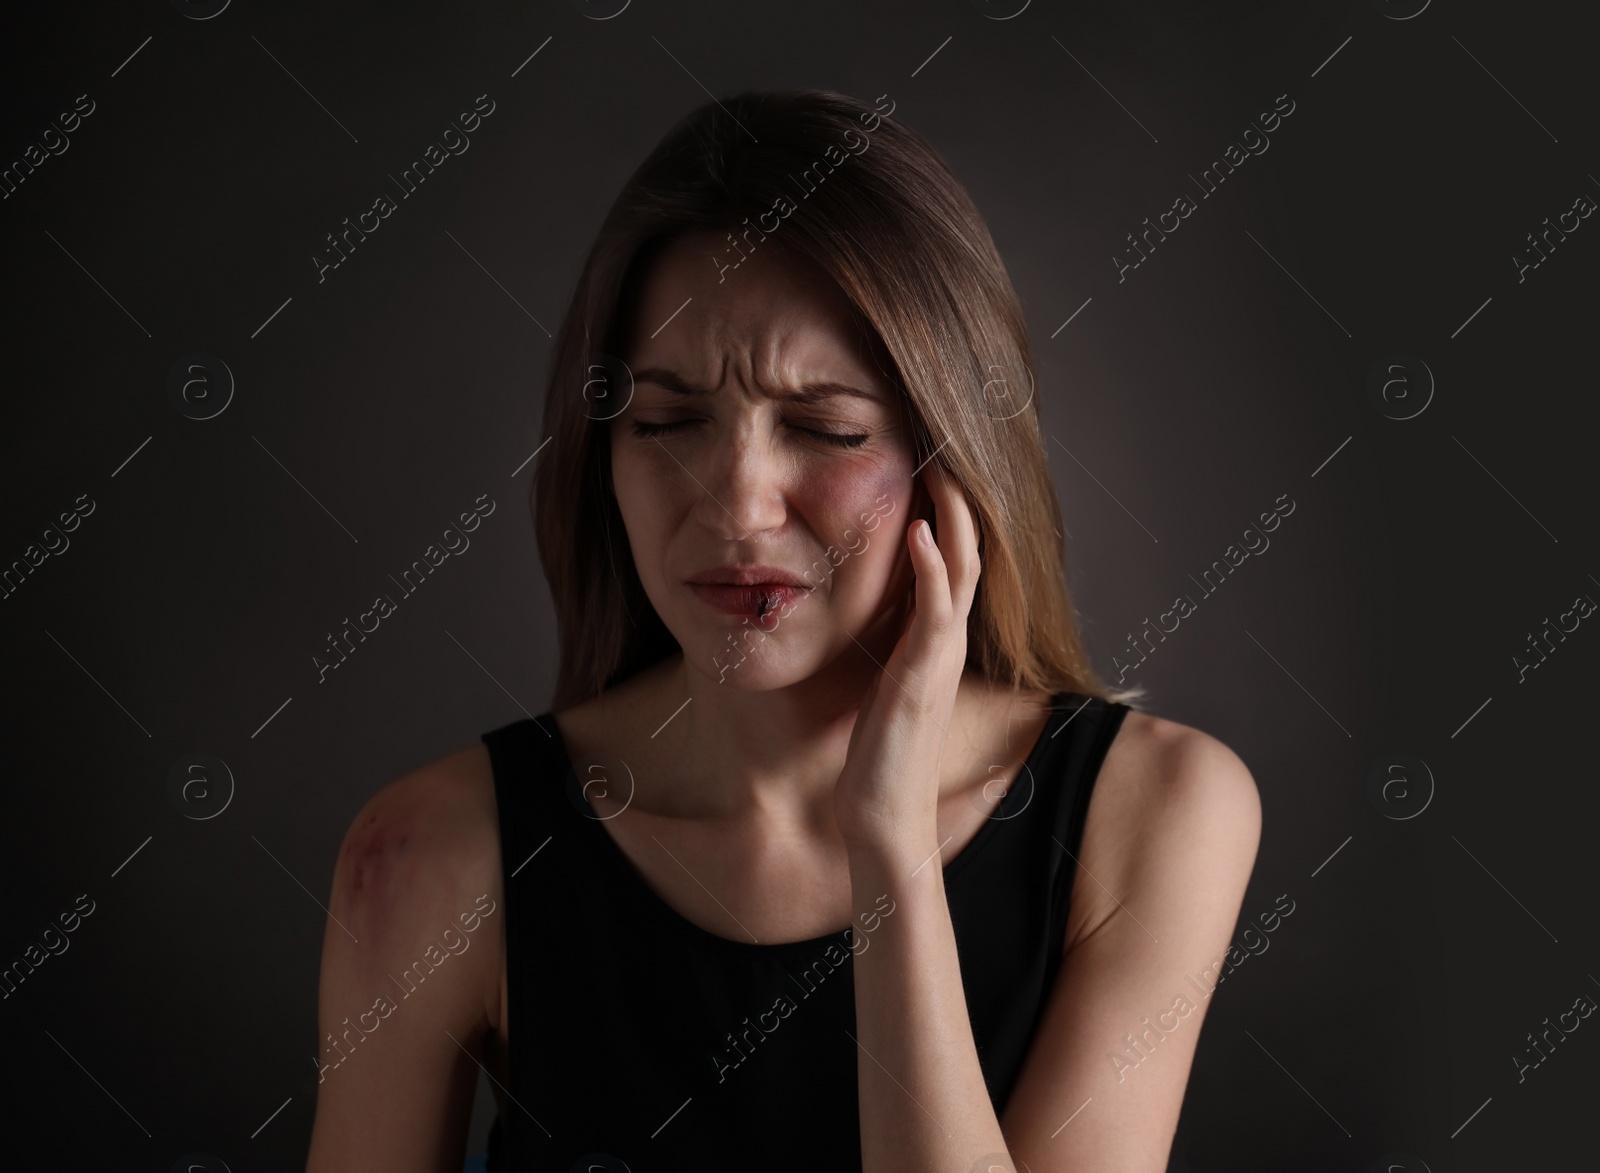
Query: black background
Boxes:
[{"xmin": 1, "ymin": 1, "xmax": 1595, "ymax": 1169}]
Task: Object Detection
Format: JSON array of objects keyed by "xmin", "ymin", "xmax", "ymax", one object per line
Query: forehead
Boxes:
[{"xmin": 623, "ymin": 229, "xmax": 894, "ymax": 401}]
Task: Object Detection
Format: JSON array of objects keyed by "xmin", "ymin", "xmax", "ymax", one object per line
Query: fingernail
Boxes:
[{"xmin": 917, "ymin": 520, "xmax": 933, "ymax": 546}]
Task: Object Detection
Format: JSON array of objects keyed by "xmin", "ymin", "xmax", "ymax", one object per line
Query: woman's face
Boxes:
[{"xmin": 610, "ymin": 229, "xmax": 924, "ymax": 690}]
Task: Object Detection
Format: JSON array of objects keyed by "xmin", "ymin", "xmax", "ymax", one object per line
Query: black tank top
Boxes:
[{"xmin": 479, "ymin": 691, "xmax": 1187, "ymax": 1171}]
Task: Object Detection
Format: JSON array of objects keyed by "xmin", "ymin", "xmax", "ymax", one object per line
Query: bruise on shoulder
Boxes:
[
  {"xmin": 333, "ymin": 781, "xmax": 441, "ymax": 945},
  {"xmin": 323, "ymin": 749, "xmax": 501, "ymax": 1022}
]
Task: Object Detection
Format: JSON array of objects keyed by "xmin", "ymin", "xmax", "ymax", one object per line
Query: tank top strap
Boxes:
[
  {"xmin": 482, "ymin": 714, "xmax": 569, "ymax": 871},
  {"xmin": 1044, "ymin": 693, "xmax": 1131, "ymax": 961},
  {"xmin": 479, "ymin": 713, "xmax": 569, "ymax": 1172}
]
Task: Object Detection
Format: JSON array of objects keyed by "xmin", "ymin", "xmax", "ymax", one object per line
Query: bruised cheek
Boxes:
[{"xmin": 827, "ymin": 459, "xmax": 911, "ymax": 557}]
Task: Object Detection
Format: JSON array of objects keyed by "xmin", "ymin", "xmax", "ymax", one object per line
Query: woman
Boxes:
[{"xmin": 305, "ymin": 89, "xmax": 1260, "ymax": 1173}]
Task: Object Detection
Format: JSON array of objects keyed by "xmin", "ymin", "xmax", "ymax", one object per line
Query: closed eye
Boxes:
[{"xmin": 628, "ymin": 419, "xmax": 870, "ymax": 449}]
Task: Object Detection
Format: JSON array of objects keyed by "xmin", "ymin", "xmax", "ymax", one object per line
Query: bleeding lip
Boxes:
[{"xmin": 686, "ymin": 566, "xmax": 812, "ymax": 625}]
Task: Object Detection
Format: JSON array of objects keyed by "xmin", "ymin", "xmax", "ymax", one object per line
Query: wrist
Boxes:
[{"xmin": 844, "ymin": 827, "xmax": 946, "ymax": 887}]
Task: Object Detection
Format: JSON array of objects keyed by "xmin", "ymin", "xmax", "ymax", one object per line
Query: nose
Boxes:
[{"xmin": 693, "ymin": 411, "xmax": 789, "ymax": 542}]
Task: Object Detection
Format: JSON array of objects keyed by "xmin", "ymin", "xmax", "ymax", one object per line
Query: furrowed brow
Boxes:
[{"xmin": 633, "ymin": 367, "xmax": 881, "ymax": 405}]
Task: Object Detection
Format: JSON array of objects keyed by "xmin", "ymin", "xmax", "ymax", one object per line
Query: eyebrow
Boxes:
[{"xmin": 632, "ymin": 367, "xmax": 883, "ymax": 405}]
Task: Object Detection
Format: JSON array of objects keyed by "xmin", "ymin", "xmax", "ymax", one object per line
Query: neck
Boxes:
[{"xmin": 629, "ymin": 597, "xmax": 922, "ymax": 821}]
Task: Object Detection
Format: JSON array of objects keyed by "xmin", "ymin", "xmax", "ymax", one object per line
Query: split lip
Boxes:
[{"xmin": 685, "ymin": 565, "xmax": 812, "ymax": 589}]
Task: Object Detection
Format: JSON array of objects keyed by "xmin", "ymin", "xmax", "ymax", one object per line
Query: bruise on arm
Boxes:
[{"xmin": 305, "ymin": 752, "xmax": 502, "ymax": 1172}]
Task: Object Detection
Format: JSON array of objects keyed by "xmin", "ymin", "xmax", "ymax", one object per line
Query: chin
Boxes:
[
  {"xmin": 699, "ymin": 631, "xmax": 805, "ymax": 688},
  {"xmin": 666, "ymin": 611, "xmax": 803, "ymax": 689}
]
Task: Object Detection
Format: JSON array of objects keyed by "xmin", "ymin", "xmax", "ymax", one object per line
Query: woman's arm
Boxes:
[
  {"xmin": 848, "ymin": 721, "xmax": 1259, "ymax": 1173},
  {"xmin": 835, "ymin": 462, "xmax": 1259, "ymax": 1170},
  {"xmin": 847, "ymin": 839, "xmax": 1012, "ymax": 1171},
  {"xmin": 304, "ymin": 748, "xmax": 505, "ymax": 1173},
  {"xmin": 834, "ymin": 460, "xmax": 1016, "ymax": 1171},
  {"xmin": 999, "ymin": 720, "xmax": 1262, "ymax": 1171}
]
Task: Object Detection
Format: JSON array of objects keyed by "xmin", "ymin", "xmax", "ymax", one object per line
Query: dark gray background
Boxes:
[{"xmin": 1, "ymin": 0, "xmax": 1595, "ymax": 1169}]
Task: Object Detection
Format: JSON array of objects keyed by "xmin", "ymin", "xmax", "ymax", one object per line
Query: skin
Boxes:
[{"xmin": 305, "ymin": 230, "xmax": 1261, "ymax": 1173}]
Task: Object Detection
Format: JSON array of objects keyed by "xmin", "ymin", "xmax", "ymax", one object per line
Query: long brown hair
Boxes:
[{"xmin": 533, "ymin": 88, "xmax": 1138, "ymax": 711}]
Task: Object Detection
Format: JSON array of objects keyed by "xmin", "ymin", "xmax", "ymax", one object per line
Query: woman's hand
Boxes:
[{"xmin": 832, "ymin": 459, "xmax": 982, "ymax": 863}]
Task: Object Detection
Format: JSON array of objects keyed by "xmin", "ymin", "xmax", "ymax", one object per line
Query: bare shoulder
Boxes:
[
  {"xmin": 1097, "ymin": 709, "xmax": 1261, "ymax": 824},
  {"xmin": 306, "ymin": 742, "xmax": 505, "ymax": 1170},
  {"xmin": 1062, "ymin": 708, "xmax": 1261, "ymax": 951},
  {"xmin": 329, "ymin": 742, "xmax": 503, "ymax": 1018},
  {"xmin": 337, "ymin": 743, "xmax": 499, "ymax": 902}
]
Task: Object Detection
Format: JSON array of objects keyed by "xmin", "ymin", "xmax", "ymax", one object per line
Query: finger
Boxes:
[
  {"xmin": 921, "ymin": 460, "xmax": 981, "ymax": 609},
  {"xmin": 906, "ymin": 515, "xmax": 954, "ymax": 663}
]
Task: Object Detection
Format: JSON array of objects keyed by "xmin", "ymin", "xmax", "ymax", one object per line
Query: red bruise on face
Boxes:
[{"xmin": 610, "ymin": 229, "xmax": 922, "ymax": 688}]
